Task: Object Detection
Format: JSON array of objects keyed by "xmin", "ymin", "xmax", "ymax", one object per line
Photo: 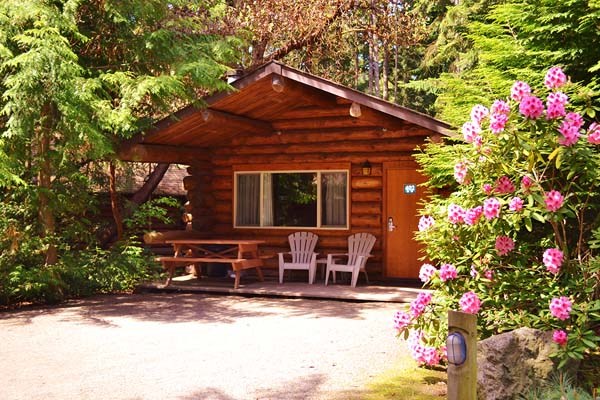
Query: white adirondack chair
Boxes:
[
  {"xmin": 325, "ymin": 232, "xmax": 376, "ymax": 287},
  {"xmin": 278, "ymin": 232, "xmax": 319, "ymax": 284}
]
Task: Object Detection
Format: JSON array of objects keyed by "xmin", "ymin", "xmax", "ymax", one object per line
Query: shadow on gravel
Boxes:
[{"xmin": 0, "ymin": 292, "xmax": 395, "ymax": 327}]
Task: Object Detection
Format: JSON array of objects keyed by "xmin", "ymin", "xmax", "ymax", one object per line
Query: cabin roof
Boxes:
[{"xmin": 120, "ymin": 61, "xmax": 452, "ymax": 163}]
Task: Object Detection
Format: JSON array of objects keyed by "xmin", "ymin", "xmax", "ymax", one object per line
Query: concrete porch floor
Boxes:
[{"xmin": 139, "ymin": 272, "xmax": 425, "ymax": 303}]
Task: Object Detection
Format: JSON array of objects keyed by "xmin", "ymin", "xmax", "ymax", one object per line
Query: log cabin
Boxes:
[{"xmin": 118, "ymin": 61, "xmax": 452, "ymax": 282}]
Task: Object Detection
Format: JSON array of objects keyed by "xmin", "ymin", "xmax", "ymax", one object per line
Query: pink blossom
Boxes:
[
  {"xmin": 519, "ymin": 95, "xmax": 545, "ymax": 119},
  {"xmin": 588, "ymin": 122, "xmax": 600, "ymax": 144},
  {"xmin": 495, "ymin": 176, "xmax": 515, "ymax": 194},
  {"xmin": 543, "ymin": 248, "xmax": 564, "ymax": 274},
  {"xmin": 521, "ymin": 176, "xmax": 534, "ymax": 192},
  {"xmin": 462, "ymin": 121, "xmax": 481, "ymax": 143},
  {"xmin": 470, "ymin": 265, "xmax": 479, "ymax": 278},
  {"xmin": 511, "ymin": 81, "xmax": 531, "ymax": 101},
  {"xmin": 419, "ymin": 263, "xmax": 437, "ymax": 282},
  {"xmin": 473, "ymin": 134, "xmax": 484, "ymax": 149},
  {"xmin": 409, "ymin": 292, "xmax": 433, "ymax": 318},
  {"xmin": 393, "ymin": 310, "xmax": 412, "ymax": 332},
  {"xmin": 491, "ymin": 99, "xmax": 510, "ymax": 115},
  {"xmin": 439, "ymin": 263, "xmax": 458, "ymax": 282},
  {"xmin": 482, "ymin": 183, "xmax": 493, "ymax": 195},
  {"xmin": 484, "ymin": 269, "xmax": 494, "ymax": 280},
  {"xmin": 418, "ymin": 215, "xmax": 435, "ymax": 232},
  {"xmin": 552, "ymin": 329, "xmax": 568, "ymax": 346},
  {"xmin": 407, "ymin": 330, "xmax": 441, "ymax": 366},
  {"xmin": 495, "ymin": 236, "xmax": 515, "ymax": 256},
  {"xmin": 421, "ymin": 346, "xmax": 442, "ymax": 366},
  {"xmin": 448, "ymin": 203, "xmax": 465, "ymax": 224},
  {"xmin": 471, "ymin": 104, "xmax": 490, "ymax": 125},
  {"xmin": 509, "ymin": 197, "xmax": 524, "ymax": 212},
  {"xmin": 454, "ymin": 161, "xmax": 470, "ymax": 184},
  {"xmin": 459, "ymin": 291, "xmax": 482, "ymax": 314},
  {"xmin": 544, "ymin": 66, "xmax": 567, "ymax": 89},
  {"xmin": 490, "ymin": 113, "xmax": 509, "ymax": 134},
  {"xmin": 544, "ymin": 190, "xmax": 564, "ymax": 212},
  {"xmin": 546, "ymin": 92, "xmax": 568, "ymax": 119},
  {"xmin": 549, "ymin": 296, "xmax": 572, "ymax": 320},
  {"xmin": 483, "ymin": 197, "xmax": 501, "ymax": 219},
  {"xmin": 565, "ymin": 112, "xmax": 584, "ymax": 129},
  {"xmin": 558, "ymin": 121, "xmax": 580, "ymax": 146},
  {"xmin": 464, "ymin": 206, "xmax": 483, "ymax": 226}
]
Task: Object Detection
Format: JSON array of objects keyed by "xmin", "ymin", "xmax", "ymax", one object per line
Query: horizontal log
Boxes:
[
  {"xmin": 213, "ymin": 190, "xmax": 230, "ymax": 201},
  {"xmin": 214, "ymin": 202, "xmax": 232, "ymax": 214},
  {"xmin": 117, "ymin": 144, "xmax": 208, "ymax": 164},
  {"xmin": 351, "ymin": 190, "xmax": 382, "ymax": 202},
  {"xmin": 211, "ymin": 151, "xmax": 417, "ymax": 166},
  {"xmin": 230, "ymin": 127, "xmax": 427, "ymax": 147},
  {"xmin": 212, "ymin": 176, "xmax": 232, "ymax": 191},
  {"xmin": 351, "ymin": 202, "xmax": 381, "ymax": 215},
  {"xmin": 213, "ymin": 138, "xmax": 425, "ymax": 157},
  {"xmin": 351, "ymin": 214, "xmax": 381, "ymax": 227},
  {"xmin": 351, "ymin": 177, "xmax": 382, "ymax": 189},
  {"xmin": 271, "ymin": 116, "xmax": 377, "ymax": 131}
]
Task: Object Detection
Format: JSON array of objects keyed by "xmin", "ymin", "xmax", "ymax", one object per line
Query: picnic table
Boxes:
[{"xmin": 157, "ymin": 239, "xmax": 266, "ymax": 289}]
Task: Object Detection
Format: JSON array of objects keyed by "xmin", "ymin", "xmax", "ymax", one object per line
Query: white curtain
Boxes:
[
  {"xmin": 262, "ymin": 173, "xmax": 274, "ymax": 226},
  {"xmin": 236, "ymin": 174, "xmax": 260, "ymax": 226},
  {"xmin": 322, "ymin": 172, "xmax": 347, "ymax": 226}
]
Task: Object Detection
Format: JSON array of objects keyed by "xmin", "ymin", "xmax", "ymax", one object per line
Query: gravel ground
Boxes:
[{"xmin": 0, "ymin": 293, "xmax": 408, "ymax": 400}]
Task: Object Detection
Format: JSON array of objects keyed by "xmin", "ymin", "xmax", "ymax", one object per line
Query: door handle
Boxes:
[{"xmin": 388, "ymin": 217, "xmax": 396, "ymax": 232}]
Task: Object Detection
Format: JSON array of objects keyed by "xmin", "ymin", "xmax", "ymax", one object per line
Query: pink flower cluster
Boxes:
[
  {"xmin": 439, "ymin": 263, "xmax": 457, "ymax": 282},
  {"xmin": 558, "ymin": 112, "xmax": 583, "ymax": 146},
  {"xmin": 454, "ymin": 161, "xmax": 469, "ymax": 184},
  {"xmin": 495, "ymin": 176, "xmax": 515, "ymax": 194},
  {"xmin": 549, "ymin": 296, "xmax": 572, "ymax": 320},
  {"xmin": 462, "ymin": 121, "xmax": 481, "ymax": 144},
  {"xmin": 490, "ymin": 113, "xmax": 509, "ymax": 134},
  {"xmin": 459, "ymin": 291, "xmax": 482, "ymax": 314},
  {"xmin": 546, "ymin": 92, "xmax": 568, "ymax": 119},
  {"xmin": 588, "ymin": 123, "xmax": 600, "ymax": 144},
  {"xmin": 543, "ymin": 248, "xmax": 564, "ymax": 274},
  {"xmin": 510, "ymin": 81, "xmax": 531, "ymax": 101},
  {"xmin": 509, "ymin": 197, "xmax": 524, "ymax": 212},
  {"xmin": 544, "ymin": 190, "xmax": 564, "ymax": 212},
  {"xmin": 552, "ymin": 329, "xmax": 568, "ymax": 346},
  {"xmin": 393, "ymin": 310, "xmax": 411, "ymax": 332},
  {"xmin": 495, "ymin": 236, "xmax": 515, "ymax": 256},
  {"xmin": 482, "ymin": 183, "xmax": 493, "ymax": 195},
  {"xmin": 521, "ymin": 176, "xmax": 533, "ymax": 192},
  {"xmin": 519, "ymin": 95, "xmax": 545, "ymax": 119},
  {"xmin": 483, "ymin": 197, "xmax": 501, "ymax": 219},
  {"xmin": 544, "ymin": 66, "xmax": 567, "ymax": 89},
  {"xmin": 464, "ymin": 206, "xmax": 483, "ymax": 225},
  {"xmin": 470, "ymin": 104, "xmax": 489, "ymax": 125},
  {"xmin": 410, "ymin": 292, "xmax": 433, "ymax": 318},
  {"xmin": 419, "ymin": 263, "xmax": 437, "ymax": 282},
  {"xmin": 407, "ymin": 330, "xmax": 442, "ymax": 366},
  {"xmin": 448, "ymin": 203, "xmax": 465, "ymax": 224},
  {"xmin": 418, "ymin": 215, "xmax": 435, "ymax": 232}
]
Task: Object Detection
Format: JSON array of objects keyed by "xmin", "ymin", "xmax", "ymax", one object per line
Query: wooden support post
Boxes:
[{"xmin": 447, "ymin": 310, "xmax": 477, "ymax": 400}]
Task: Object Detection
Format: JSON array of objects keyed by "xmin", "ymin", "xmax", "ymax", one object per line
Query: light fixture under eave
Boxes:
[
  {"xmin": 361, "ymin": 160, "xmax": 372, "ymax": 176},
  {"xmin": 201, "ymin": 109, "xmax": 211, "ymax": 122},
  {"xmin": 271, "ymin": 74, "xmax": 285, "ymax": 93},
  {"xmin": 349, "ymin": 102, "xmax": 362, "ymax": 118}
]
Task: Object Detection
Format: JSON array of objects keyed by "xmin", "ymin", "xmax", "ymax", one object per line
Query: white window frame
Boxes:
[{"xmin": 234, "ymin": 169, "xmax": 350, "ymax": 230}]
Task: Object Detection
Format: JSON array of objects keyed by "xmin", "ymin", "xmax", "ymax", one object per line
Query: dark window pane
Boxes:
[{"xmin": 272, "ymin": 172, "xmax": 317, "ymax": 227}]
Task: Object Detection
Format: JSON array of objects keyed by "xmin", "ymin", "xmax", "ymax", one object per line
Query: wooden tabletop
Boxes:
[{"xmin": 165, "ymin": 239, "xmax": 266, "ymax": 245}]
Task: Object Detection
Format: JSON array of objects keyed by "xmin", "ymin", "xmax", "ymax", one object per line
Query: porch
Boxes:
[{"xmin": 139, "ymin": 273, "xmax": 425, "ymax": 303}]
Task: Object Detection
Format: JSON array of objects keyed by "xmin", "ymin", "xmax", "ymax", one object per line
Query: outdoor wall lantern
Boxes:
[
  {"xmin": 349, "ymin": 101, "xmax": 362, "ymax": 118},
  {"xmin": 361, "ymin": 160, "xmax": 372, "ymax": 176},
  {"xmin": 271, "ymin": 74, "xmax": 285, "ymax": 93},
  {"xmin": 447, "ymin": 332, "xmax": 468, "ymax": 366}
]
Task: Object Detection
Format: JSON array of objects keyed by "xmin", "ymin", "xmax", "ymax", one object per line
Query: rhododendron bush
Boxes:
[{"xmin": 397, "ymin": 67, "xmax": 600, "ymax": 369}]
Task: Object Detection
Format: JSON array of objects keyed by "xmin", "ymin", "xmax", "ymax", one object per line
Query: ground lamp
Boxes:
[
  {"xmin": 447, "ymin": 310, "xmax": 477, "ymax": 400},
  {"xmin": 447, "ymin": 332, "xmax": 467, "ymax": 366}
]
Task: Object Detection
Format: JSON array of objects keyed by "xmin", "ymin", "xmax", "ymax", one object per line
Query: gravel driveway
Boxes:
[{"xmin": 0, "ymin": 293, "xmax": 407, "ymax": 400}]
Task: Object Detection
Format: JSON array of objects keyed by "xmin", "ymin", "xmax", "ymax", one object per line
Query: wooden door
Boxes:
[{"xmin": 384, "ymin": 164, "xmax": 428, "ymax": 278}]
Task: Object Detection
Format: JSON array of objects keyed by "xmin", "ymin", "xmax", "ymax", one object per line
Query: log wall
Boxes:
[{"xmin": 185, "ymin": 126, "xmax": 429, "ymax": 279}]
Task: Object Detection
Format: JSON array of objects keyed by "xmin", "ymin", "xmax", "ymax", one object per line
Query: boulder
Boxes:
[{"xmin": 477, "ymin": 327, "xmax": 555, "ymax": 400}]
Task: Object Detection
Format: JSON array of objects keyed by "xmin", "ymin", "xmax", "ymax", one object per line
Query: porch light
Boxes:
[
  {"xmin": 349, "ymin": 102, "xmax": 362, "ymax": 118},
  {"xmin": 271, "ymin": 74, "xmax": 285, "ymax": 92},
  {"xmin": 447, "ymin": 332, "xmax": 467, "ymax": 366},
  {"xmin": 361, "ymin": 160, "xmax": 372, "ymax": 176},
  {"xmin": 201, "ymin": 109, "xmax": 211, "ymax": 122}
]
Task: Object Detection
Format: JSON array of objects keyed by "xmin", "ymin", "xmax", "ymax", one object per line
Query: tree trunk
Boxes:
[
  {"xmin": 37, "ymin": 105, "xmax": 58, "ymax": 265},
  {"xmin": 393, "ymin": 45, "xmax": 399, "ymax": 102},
  {"xmin": 109, "ymin": 162, "xmax": 124, "ymax": 242},
  {"xmin": 383, "ymin": 41, "xmax": 389, "ymax": 100},
  {"xmin": 99, "ymin": 162, "xmax": 170, "ymax": 247}
]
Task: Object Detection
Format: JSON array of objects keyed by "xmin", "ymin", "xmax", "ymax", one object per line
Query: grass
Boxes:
[{"xmin": 363, "ymin": 355, "xmax": 447, "ymax": 400}]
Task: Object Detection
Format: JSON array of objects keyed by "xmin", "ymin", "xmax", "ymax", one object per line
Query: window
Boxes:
[{"xmin": 235, "ymin": 170, "xmax": 348, "ymax": 229}]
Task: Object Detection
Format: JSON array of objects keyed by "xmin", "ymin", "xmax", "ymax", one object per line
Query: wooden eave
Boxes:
[{"xmin": 119, "ymin": 61, "xmax": 452, "ymax": 162}]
